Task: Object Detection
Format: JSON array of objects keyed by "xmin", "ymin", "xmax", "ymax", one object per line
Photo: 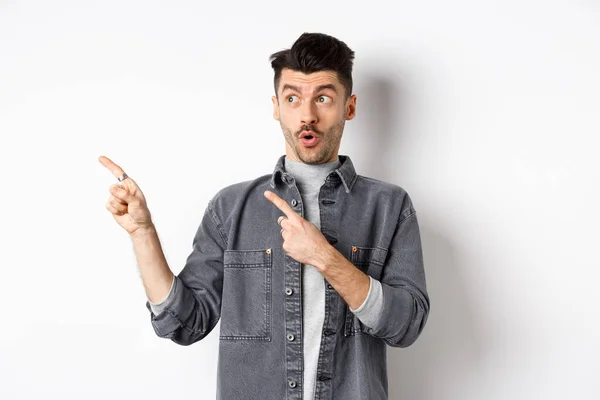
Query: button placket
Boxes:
[
  {"xmin": 283, "ymin": 183, "xmax": 303, "ymax": 398},
  {"xmin": 313, "ymin": 178, "xmax": 339, "ymax": 399}
]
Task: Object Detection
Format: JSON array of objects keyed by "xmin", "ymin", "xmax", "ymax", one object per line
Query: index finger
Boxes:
[
  {"xmin": 98, "ymin": 155, "xmax": 126, "ymax": 180},
  {"xmin": 264, "ymin": 190, "xmax": 297, "ymax": 219}
]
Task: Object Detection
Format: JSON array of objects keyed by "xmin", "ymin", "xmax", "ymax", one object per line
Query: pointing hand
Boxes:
[
  {"xmin": 99, "ymin": 155, "xmax": 153, "ymax": 235},
  {"xmin": 264, "ymin": 190, "xmax": 331, "ymax": 268}
]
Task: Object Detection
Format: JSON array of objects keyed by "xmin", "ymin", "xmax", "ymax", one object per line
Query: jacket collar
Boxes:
[{"xmin": 269, "ymin": 154, "xmax": 358, "ymax": 193}]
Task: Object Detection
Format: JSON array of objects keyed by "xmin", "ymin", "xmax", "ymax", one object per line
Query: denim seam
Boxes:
[
  {"xmin": 219, "ymin": 336, "xmax": 271, "ymax": 340},
  {"xmin": 224, "ymin": 264, "xmax": 270, "ymax": 268},
  {"xmin": 207, "ymin": 200, "xmax": 228, "ymax": 247},
  {"xmin": 397, "ymin": 210, "xmax": 416, "ymax": 228},
  {"xmin": 163, "ymin": 306, "xmax": 206, "ymax": 335}
]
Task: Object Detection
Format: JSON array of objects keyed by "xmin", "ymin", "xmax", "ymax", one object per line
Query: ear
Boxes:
[
  {"xmin": 345, "ymin": 94, "xmax": 357, "ymax": 121},
  {"xmin": 272, "ymin": 95, "xmax": 280, "ymax": 121}
]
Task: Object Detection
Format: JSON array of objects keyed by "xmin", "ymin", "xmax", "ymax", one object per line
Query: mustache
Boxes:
[{"xmin": 296, "ymin": 125, "xmax": 322, "ymax": 136}]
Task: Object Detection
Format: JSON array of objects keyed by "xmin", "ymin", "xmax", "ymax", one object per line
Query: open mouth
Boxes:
[{"xmin": 300, "ymin": 135, "xmax": 319, "ymax": 147}]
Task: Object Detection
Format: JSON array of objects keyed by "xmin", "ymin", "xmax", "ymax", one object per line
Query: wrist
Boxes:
[
  {"xmin": 313, "ymin": 243, "xmax": 337, "ymax": 272},
  {"xmin": 130, "ymin": 224, "xmax": 156, "ymax": 239}
]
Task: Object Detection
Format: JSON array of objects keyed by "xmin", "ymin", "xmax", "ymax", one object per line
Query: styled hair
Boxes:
[{"xmin": 269, "ymin": 32, "xmax": 355, "ymax": 99}]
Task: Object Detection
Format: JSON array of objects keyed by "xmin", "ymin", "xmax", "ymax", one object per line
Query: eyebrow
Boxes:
[{"xmin": 281, "ymin": 83, "xmax": 338, "ymax": 95}]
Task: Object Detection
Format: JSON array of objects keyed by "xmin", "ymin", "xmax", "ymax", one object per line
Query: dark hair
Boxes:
[{"xmin": 269, "ymin": 32, "xmax": 355, "ymax": 99}]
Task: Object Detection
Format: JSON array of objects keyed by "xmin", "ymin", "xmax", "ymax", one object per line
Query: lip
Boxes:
[
  {"xmin": 300, "ymin": 131, "xmax": 318, "ymax": 139},
  {"xmin": 300, "ymin": 135, "xmax": 319, "ymax": 147}
]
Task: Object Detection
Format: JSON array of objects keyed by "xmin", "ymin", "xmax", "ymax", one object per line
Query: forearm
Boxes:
[
  {"xmin": 130, "ymin": 224, "xmax": 175, "ymax": 304},
  {"xmin": 314, "ymin": 245, "xmax": 371, "ymax": 310},
  {"xmin": 314, "ymin": 242, "xmax": 428, "ymax": 347}
]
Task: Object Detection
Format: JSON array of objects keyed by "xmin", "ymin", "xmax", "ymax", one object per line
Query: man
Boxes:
[{"xmin": 100, "ymin": 32, "xmax": 429, "ymax": 400}]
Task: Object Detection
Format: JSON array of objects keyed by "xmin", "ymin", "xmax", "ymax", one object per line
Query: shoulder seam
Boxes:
[{"xmin": 397, "ymin": 210, "xmax": 416, "ymax": 228}]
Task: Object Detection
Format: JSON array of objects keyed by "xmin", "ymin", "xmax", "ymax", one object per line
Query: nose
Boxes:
[{"xmin": 300, "ymin": 101, "xmax": 318, "ymax": 125}]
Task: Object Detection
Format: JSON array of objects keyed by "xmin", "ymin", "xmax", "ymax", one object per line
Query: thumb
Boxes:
[{"xmin": 110, "ymin": 184, "xmax": 137, "ymax": 204}]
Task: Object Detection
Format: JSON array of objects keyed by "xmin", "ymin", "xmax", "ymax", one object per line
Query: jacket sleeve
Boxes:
[
  {"xmin": 363, "ymin": 208, "xmax": 430, "ymax": 347},
  {"xmin": 145, "ymin": 198, "xmax": 226, "ymax": 346}
]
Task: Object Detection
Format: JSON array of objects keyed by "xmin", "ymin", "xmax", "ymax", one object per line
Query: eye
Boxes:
[
  {"xmin": 287, "ymin": 95, "xmax": 299, "ymax": 103},
  {"xmin": 317, "ymin": 96, "xmax": 332, "ymax": 103}
]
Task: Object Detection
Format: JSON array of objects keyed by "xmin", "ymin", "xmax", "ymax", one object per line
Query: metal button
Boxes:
[
  {"xmin": 352, "ymin": 246, "xmax": 357, "ymax": 252},
  {"xmin": 285, "ymin": 288, "xmax": 293, "ymax": 296},
  {"xmin": 327, "ymin": 284, "xmax": 333, "ymax": 290},
  {"xmin": 288, "ymin": 380, "xmax": 297, "ymax": 388},
  {"xmin": 287, "ymin": 333, "xmax": 295, "ymax": 341},
  {"xmin": 265, "ymin": 249, "xmax": 271, "ymax": 254},
  {"xmin": 291, "ymin": 199, "xmax": 298, "ymax": 207}
]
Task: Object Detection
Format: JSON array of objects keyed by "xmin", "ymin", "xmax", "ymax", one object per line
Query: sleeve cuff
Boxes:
[
  {"xmin": 147, "ymin": 274, "xmax": 176, "ymax": 315},
  {"xmin": 349, "ymin": 276, "xmax": 384, "ymax": 329}
]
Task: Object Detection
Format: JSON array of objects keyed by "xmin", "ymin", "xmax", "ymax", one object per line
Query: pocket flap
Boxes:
[
  {"xmin": 352, "ymin": 246, "xmax": 388, "ymax": 267},
  {"xmin": 224, "ymin": 249, "xmax": 272, "ymax": 267}
]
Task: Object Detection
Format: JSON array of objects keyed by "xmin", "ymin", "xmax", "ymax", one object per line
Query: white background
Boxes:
[{"xmin": 1, "ymin": 1, "xmax": 599, "ymax": 399}]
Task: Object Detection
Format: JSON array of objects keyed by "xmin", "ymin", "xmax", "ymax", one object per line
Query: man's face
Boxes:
[{"xmin": 272, "ymin": 68, "xmax": 356, "ymax": 164}]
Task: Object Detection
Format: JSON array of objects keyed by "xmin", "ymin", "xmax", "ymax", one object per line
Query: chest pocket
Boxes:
[
  {"xmin": 220, "ymin": 249, "xmax": 272, "ymax": 340},
  {"xmin": 344, "ymin": 245, "xmax": 388, "ymax": 336}
]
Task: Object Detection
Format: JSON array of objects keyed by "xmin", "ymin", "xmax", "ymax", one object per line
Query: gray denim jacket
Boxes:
[{"xmin": 145, "ymin": 154, "xmax": 430, "ymax": 400}]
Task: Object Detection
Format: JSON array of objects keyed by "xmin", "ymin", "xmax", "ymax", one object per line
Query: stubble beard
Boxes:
[{"xmin": 281, "ymin": 119, "xmax": 345, "ymax": 165}]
